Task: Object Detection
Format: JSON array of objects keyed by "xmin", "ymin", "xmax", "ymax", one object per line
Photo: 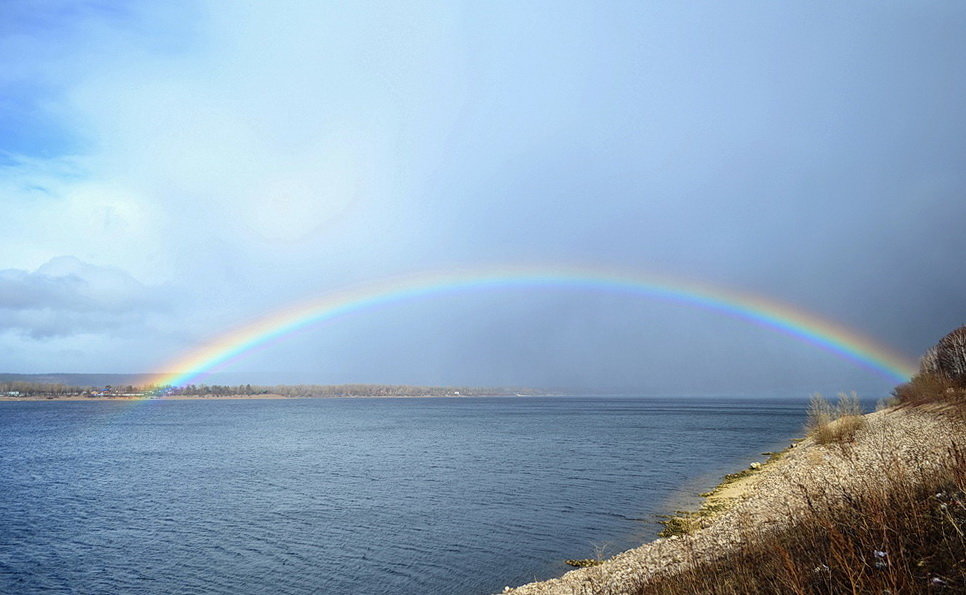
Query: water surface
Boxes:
[{"xmin": 0, "ymin": 396, "xmax": 807, "ymax": 594}]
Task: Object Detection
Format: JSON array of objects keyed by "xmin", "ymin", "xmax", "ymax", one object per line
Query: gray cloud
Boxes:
[
  {"xmin": 1, "ymin": 2, "xmax": 964, "ymax": 389},
  {"xmin": 0, "ymin": 256, "xmax": 160, "ymax": 338}
]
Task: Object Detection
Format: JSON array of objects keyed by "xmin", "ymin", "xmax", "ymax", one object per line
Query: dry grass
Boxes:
[
  {"xmin": 893, "ymin": 373, "xmax": 966, "ymax": 412},
  {"xmin": 640, "ymin": 444, "xmax": 966, "ymax": 594},
  {"xmin": 807, "ymin": 392, "xmax": 866, "ymax": 445},
  {"xmin": 638, "ymin": 376, "xmax": 966, "ymax": 595}
]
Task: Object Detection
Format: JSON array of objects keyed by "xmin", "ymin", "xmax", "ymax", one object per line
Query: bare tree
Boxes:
[
  {"xmin": 919, "ymin": 344, "xmax": 941, "ymax": 376},
  {"xmin": 935, "ymin": 325, "xmax": 966, "ymax": 382}
]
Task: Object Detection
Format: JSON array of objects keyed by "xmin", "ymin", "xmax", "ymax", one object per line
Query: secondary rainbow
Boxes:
[{"xmin": 144, "ymin": 265, "xmax": 918, "ymax": 389}]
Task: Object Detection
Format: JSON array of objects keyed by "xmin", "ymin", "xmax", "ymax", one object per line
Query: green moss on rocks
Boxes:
[{"xmin": 564, "ymin": 558, "xmax": 603, "ymax": 568}]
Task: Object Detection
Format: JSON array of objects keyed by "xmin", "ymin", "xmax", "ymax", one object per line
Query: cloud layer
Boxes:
[
  {"xmin": 2, "ymin": 2, "xmax": 965, "ymax": 390},
  {"xmin": 0, "ymin": 256, "xmax": 159, "ymax": 338}
]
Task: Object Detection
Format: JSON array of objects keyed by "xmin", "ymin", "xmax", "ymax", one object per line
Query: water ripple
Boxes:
[{"xmin": 0, "ymin": 396, "xmax": 806, "ymax": 594}]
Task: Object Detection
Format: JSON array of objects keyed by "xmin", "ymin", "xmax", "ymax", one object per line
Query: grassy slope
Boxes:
[{"xmin": 643, "ymin": 407, "xmax": 965, "ymax": 594}]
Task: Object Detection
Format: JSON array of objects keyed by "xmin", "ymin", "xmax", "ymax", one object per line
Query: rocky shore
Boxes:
[{"xmin": 504, "ymin": 404, "xmax": 964, "ymax": 594}]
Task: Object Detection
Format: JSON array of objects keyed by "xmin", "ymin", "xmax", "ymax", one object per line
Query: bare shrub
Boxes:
[
  {"xmin": 805, "ymin": 393, "xmax": 833, "ymax": 433},
  {"xmin": 807, "ymin": 392, "xmax": 866, "ymax": 445},
  {"xmin": 895, "ymin": 326, "xmax": 966, "ymax": 412},
  {"xmin": 834, "ymin": 391, "xmax": 861, "ymax": 417},
  {"xmin": 920, "ymin": 344, "xmax": 942, "ymax": 377},
  {"xmin": 935, "ymin": 326, "xmax": 966, "ymax": 383},
  {"xmin": 819, "ymin": 415, "xmax": 865, "ymax": 445},
  {"xmin": 893, "ymin": 373, "xmax": 966, "ymax": 413}
]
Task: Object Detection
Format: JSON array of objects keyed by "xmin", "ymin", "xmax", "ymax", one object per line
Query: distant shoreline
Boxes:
[{"xmin": 0, "ymin": 393, "xmax": 543, "ymax": 402}]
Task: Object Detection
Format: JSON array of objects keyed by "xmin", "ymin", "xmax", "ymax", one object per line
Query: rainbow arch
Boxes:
[{"xmin": 144, "ymin": 265, "xmax": 917, "ymax": 389}]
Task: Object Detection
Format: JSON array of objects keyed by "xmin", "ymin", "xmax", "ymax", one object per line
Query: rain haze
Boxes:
[{"xmin": 2, "ymin": 1, "xmax": 964, "ymax": 395}]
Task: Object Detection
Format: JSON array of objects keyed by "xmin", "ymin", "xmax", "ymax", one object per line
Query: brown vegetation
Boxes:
[
  {"xmin": 806, "ymin": 391, "xmax": 866, "ymax": 445},
  {"xmin": 893, "ymin": 325, "xmax": 966, "ymax": 413},
  {"xmin": 642, "ymin": 445, "xmax": 966, "ymax": 594}
]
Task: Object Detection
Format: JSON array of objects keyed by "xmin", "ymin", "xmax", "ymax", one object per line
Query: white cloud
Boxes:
[
  {"xmin": 1, "ymin": 1, "xmax": 467, "ymax": 287},
  {"xmin": 0, "ymin": 155, "xmax": 168, "ymax": 280}
]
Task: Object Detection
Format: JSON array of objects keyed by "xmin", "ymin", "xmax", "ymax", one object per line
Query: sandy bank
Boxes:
[{"xmin": 504, "ymin": 405, "xmax": 964, "ymax": 594}]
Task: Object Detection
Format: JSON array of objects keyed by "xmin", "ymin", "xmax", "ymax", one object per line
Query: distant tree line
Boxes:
[
  {"xmin": 151, "ymin": 383, "xmax": 529, "ymax": 397},
  {"xmin": 1, "ymin": 381, "xmax": 145, "ymax": 397},
  {"xmin": 3, "ymin": 381, "xmax": 538, "ymax": 398},
  {"xmin": 1, "ymin": 381, "xmax": 84, "ymax": 396}
]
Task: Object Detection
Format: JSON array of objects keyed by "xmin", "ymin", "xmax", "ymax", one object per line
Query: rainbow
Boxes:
[{"xmin": 144, "ymin": 265, "xmax": 917, "ymax": 389}]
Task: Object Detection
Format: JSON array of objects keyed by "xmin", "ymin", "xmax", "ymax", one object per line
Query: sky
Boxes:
[{"xmin": 1, "ymin": 1, "xmax": 964, "ymax": 395}]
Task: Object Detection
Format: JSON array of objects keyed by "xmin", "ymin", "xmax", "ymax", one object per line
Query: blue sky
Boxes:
[{"xmin": 2, "ymin": 1, "xmax": 965, "ymax": 393}]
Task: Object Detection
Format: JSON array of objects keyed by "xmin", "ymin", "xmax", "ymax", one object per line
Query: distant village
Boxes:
[{"xmin": 2, "ymin": 382, "xmax": 154, "ymax": 399}]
